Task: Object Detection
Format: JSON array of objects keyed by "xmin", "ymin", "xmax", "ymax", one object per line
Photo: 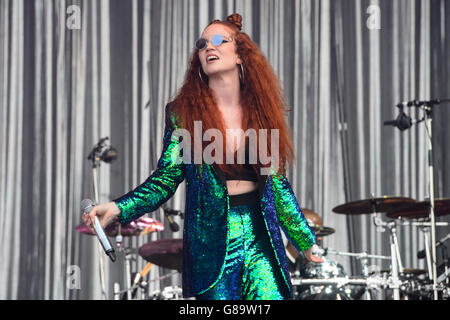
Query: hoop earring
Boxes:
[
  {"xmin": 198, "ymin": 67, "xmax": 208, "ymax": 85},
  {"xmin": 239, "ymin": 63, "xmax": 245, "ymax": 83}
]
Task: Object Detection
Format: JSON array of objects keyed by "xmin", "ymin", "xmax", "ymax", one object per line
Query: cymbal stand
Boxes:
[
  {"xmin": 408, "ymin": 99, "xmax": 450, "ymax": 298},
  {"xmin": 422, "ymin": 102, "xmax": 438, "ymax": 299},
  {"xmin": 124, "ymin": 248, "xmax": 135, "ymax": 300},
  {"xmin": 373, "ymin": 215, "xmax": 403, "ymax": 300},
  {"xmin": 422, "ymin": 226, "xmax": 433, "ymax": 280},
  {"xmin": 326, "ymin": 248, "xmax": 391, "ymax": 299}
]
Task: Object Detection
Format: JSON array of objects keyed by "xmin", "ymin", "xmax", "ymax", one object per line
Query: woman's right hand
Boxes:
[{"xmin": 82, "ymin": 201, "xmax": 121, "ymax": 231}]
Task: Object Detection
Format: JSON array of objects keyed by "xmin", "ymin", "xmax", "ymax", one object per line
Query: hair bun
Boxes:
[{"xmin": 226, "ymin": 13, "xmax": 242, "ymax": 31}]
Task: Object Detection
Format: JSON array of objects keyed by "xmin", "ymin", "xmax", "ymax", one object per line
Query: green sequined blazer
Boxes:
[{"xmin": 114, "ymin": 103, "xmax": 316, "ymax": 298}]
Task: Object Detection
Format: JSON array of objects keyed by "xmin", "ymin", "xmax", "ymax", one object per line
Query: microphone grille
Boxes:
[{"xmin": 80, "ymin": 198, "xmax": 95, "ymax": 214}]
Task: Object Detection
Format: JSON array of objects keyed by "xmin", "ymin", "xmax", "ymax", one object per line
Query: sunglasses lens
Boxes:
[
  {"xmin": 211, "ymin": 34, "xmax": 224, "ymax": 46},
  {"xmin": 195, "ymin": 38, "xmax": 207, "ymax": 50}
]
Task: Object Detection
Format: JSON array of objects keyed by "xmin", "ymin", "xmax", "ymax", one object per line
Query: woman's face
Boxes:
[{"xmin": 198, "ymin": 24, "xmax": 241, "ymax": 79}]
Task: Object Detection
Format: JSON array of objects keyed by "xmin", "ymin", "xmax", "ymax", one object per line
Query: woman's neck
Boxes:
[{"xmin": 208, "ymin": 71, "xmax": 241, "ymax": 109}]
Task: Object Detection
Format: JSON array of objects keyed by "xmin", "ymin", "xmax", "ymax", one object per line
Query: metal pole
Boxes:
[
  {"xmin": 390, "ymin": 236, "xmax": 400, "ymax": 300},
  {"xmin": 390, "ymin": 223, "xmax": 404, "ymax": 272},
  {"xmin": 425, "ymin": 109, "xmax": 438, "ymax": 300},
  {"xmin": 92, "ymin": 164, "xmax": 108, "ymax": 300},
  {"xmin": 422, "ymin": 227, "xmax": 433, "ymax": 280}
]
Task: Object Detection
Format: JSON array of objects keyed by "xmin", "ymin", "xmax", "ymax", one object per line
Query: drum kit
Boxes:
[{"xmin": 289, "ymin": 198, "xmax": 450, "ymax": 300}]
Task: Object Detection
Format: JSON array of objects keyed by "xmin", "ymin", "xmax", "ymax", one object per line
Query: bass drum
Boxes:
[{"xmin": 295, "ymin": 260, "xmax": 355, "ymax": 300}]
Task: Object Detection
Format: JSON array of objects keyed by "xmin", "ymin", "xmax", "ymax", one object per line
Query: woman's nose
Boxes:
[{"xmin": 205, "ymin": 39, "xmax": 215, "ymax": 50}]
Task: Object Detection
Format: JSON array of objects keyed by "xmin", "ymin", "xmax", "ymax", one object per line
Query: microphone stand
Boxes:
[
  {"xmin": 387, "ymin": 99, "xmax": 450, "ymax": 300},
  {"xmin": 90, "ymin": 149, "xmax": 108, "ymax": 300},
  {"xmin": 423, "ymin": 101, "xmax": 437, "ymax": 300},
  {"xmin": 411, "ymin": 99, "xmax": 449, "ymax": 299},
  {"xmin": 88, "ymin": 136, "xmax": 117, "ymax": 300}
]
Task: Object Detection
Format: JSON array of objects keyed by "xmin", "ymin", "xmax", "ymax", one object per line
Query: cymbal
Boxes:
[
  {"xmin": 386, "ymin": 198, "xmax": 450, "ymax": 219},
  {"xmin": 332, "ymin": 196, "xmax": 416, "ymax": 215},
  {"xmin": 310, "ymin": 225, "xmax": 335, "ymax": 237},
  {"xmin": 139, "ymin": 239, "xmax": 182, "ymax": 272},
  {"xmin": 76, "ymin": 217, "xmax": 164, "ymax": 237}
]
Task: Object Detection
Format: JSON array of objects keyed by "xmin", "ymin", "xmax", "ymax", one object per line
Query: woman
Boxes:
[{"xmin": 83, "ymin": 13, "xmax": 323, "ymax": 300}]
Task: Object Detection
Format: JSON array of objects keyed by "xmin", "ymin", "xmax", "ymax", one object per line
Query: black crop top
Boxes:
[{"xmin": 220, "ymin": 142, "xmax": 258, "ymax": 182}]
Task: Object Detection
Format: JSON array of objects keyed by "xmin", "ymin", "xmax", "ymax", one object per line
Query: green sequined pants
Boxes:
[{"xmin": 196, "ymin": 199, "xmax": 289, "ymax": 300}]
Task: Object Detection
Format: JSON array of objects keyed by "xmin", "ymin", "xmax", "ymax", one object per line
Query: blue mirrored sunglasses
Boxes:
[{"xmin": 195, "ymin": 34, "xmax": 232, "ymax": 50}]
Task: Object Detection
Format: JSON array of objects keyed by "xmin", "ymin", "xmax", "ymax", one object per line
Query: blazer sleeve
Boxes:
[
  {"xmin": 113, "ymin": 103, "xmax": 186, "ymax": 224},
  {"xmin": 271, "ymin": 173, "xmax": 316, "ymax": 252}
]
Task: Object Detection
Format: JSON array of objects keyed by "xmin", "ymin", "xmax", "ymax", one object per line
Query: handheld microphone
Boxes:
[{"xmin": 81, "ymin": 199, "xmax": 116, "ymax": 262}]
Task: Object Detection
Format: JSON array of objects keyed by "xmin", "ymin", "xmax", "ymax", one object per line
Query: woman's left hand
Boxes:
[{"xmin": 303, "ymin": 244, "xmax": 325, "ymax": 263}]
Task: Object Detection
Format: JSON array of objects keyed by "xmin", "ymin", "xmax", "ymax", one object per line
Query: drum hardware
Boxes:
[
  {"xmin": 437, "ymin": 263, "xmax": 450, "ymax": 284},
  {"xmin": 378, "ymin": 218, "xmax": 402, "ymax": 300},
  {"xmin": 293, "ymin": 258, "xmax": 361, "ymax": 300},
  {"xmin": 325, "ymin": 248, "xmax": 391, "ymax": 300},
  {"xmin": 113, "ymin": 278, "xmax": 150, "ymax": 300},
  {"xmin": 332, "ymin": 196, "xmax": 419, "ymax": 300},
  {"xmin": 325, "ymin": 248, "xmax": 391, "ymax": 276},
  {"xmin": 124, "ymin": 248, "xmax": 135, "ymax": 300},
  {"xmin": 292, "ymin": 275, "xmax": 394, "ymax": 300},
  {"xmin": 376, "ymin": 268, "xmax": 427, "ymax": 276},
  {"xmin": 292, "ymin": 276, "xmax": 388, "ymax": 288},
  {"xmin": 113, "ymin": 262, "xmax": 154, "ymax": 300},
  {"xmin": 388, "ymin": 219, "xmax": 449, "ymax": 281},
  {"xmin": 373, "ymin": 213, "xmax": 403, "ymax": 300},
  {"xmin": 77, "ymin": 217, "xmax": 165, "ymax": 300}
]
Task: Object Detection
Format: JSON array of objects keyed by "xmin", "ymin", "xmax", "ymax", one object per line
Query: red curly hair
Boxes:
[{"xmin": 168, "ymin": 13, "xmax": 294, "ymax": 177}]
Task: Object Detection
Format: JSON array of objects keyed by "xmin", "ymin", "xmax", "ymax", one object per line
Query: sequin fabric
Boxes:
[
  {"xmin": 113, "ymin": 102, "xmax": 316, "ymax": 298},
  {"xmin": 114, "ymin": 103, "xmax": 186, "ymax": 224},
  {"xmin": 196, "ymin": 202, "xmax": 290, "ymax": 300}
]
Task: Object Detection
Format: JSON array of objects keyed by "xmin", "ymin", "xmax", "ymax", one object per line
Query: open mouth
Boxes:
[{"xmin": 206, "ymin": 55, "xmax": 219, "ymax": 63}]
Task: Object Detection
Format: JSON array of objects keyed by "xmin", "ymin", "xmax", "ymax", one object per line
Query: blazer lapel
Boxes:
[{"xmin": 257, "ymin": 174, "xmax": 267, "ymax": 200}]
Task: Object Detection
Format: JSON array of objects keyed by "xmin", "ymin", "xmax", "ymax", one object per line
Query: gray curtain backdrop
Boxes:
[{"xmin": 1, "ymin": 0, "xmax": 449, "ymax": 299}]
